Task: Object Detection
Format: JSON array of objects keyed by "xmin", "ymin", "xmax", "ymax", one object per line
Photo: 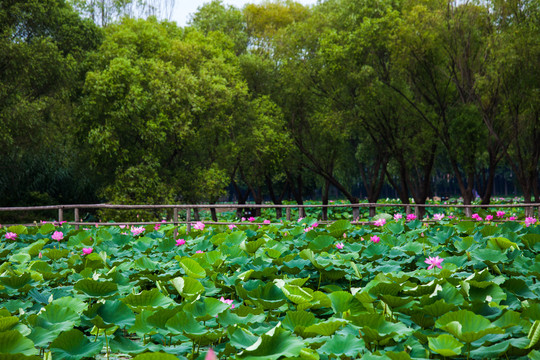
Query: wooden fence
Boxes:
[{"xmin": 0, "ymin": 202, "xmax": 538, "ymax": 233}]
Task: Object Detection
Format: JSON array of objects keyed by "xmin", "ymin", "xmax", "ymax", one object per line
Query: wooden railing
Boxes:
[{"xmin": 0, "ymin": 202, "xmax": 538, "ymax": 233}]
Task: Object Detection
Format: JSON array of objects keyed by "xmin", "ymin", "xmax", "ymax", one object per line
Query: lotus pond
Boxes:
[{"xmin": 1, "ymin": 215, "xmax": 540, "ymax": 359}]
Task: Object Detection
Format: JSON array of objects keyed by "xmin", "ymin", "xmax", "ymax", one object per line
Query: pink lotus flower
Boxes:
[
  {"xmin": 370, "ymin": 235, "xmax": 380, "ymax": 243},
  {"xmin": 304, "ymin": 226, "xmax": 314, "ymax": 232},
  {"xmin": 297, "ymin": 217, "xmax": 304, "ymax": 222},
  {"xmin": 447, "ymin": 215, "xmax": 455, "ymax": 219},
  {"xmin": 193, "ymin": 222, "xmax": 205, "ymax": 230},
  {"xmin": 196, "ymin": 250, "xmax": 203, "ymax": 253},
  {"xmin": 228, "ymin": 224, "xmax": 236, "ymax": 230},
  {"xmin": 131, "ymin": 226, "xmax": 145, "ymax": 236},
  {"xmin": 241, "ymin": 217, "xmax": 246, "ymax": 221},
  {"xmin": 433, "ymin": 213, "xmax": 445, "ymax": 221},
  {"xmin": 425, "ymin": 256, "xmax": 444, "ymax": 270},
  {"xmin": 38, "ymin": 252, "xmax": 42, "ymax": 259},
  {"xmin": 509, "ymin": 216, "xmax": 517, "ymax": 221},
  {"xmin": 485, "ymin": 215, "xmax": 493, "ymax": 221},
  {"xmin": 525, "ymin": 217, "xmax": 538, "ymax": 227},
  {"xmin": 5, "ymin": 232, "xmax": 17, "ymax": 240},
  {"xmin": 335, "ymin": 242, "xmax": 344, "ymax": 250},
  {"xmin": 374, "ymin": 218, "xmax": 386, "ymax": 227},
  {"xmin": 472, "ymin": 214, "xmax": 483, "ymax": 221},
  {"xmin": 406, "ymin": 214, "xmax": 417, "ymax": 222},
  {"xmin": 205, "ymin": 348, "xmax": 218, "ymax": 360},
  {"xmin": 263, "ymin": 219, "xmax": 271, "ymax": 224},
  {"xmin": 154, "ymin": 224, "xmax": 161, "ymax": 231},
  {"xmin": 52, "ymin": 231, "xmax": 64, "ymax": 241},
  {"xmin": 219, "ymin": 296, "xmax": 234, "ymax": 309},
  {"xmin": 82, "ymin": 247, "xmax": 93, "ymax": 255},
  {"xmin": 176, "ymin": 239, "xmax": 186, "ymax": 246},
  {"xmin": 394, "ymin": 213, "xmax": 403, "ymax": 221},
  {"xmin": 312, "ymin": 222, "xmax": 319, "ymax": 228},
  {"xmin": 119, "ymin": 225, "xmax": 126, "ymax": 229},
  {"xmin": 496, "ymin": 211, "xmax": 505, "ymax": 218},
  {"xmin": 248, "ymin": 217, "xmax": 255, "ymax": 222}
]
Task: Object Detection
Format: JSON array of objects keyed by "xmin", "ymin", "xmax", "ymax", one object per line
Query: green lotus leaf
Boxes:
[
  {"xmin": 146, "ymin": 308, "xmax": 181, "ymax": 330},
  {"xmin": 0, "ymin": 273, "xmax": 32, "ymax": 290},
  {"xmin": 304, "ymin": 318, "xmax": 348, "ymax": 336},
  {"xmin": 327, "ymin": 291, "xmax": 353, "ymax": 315},
  {"xmin": 51, "ymin": 297, "xmax": 88, "ymax": 314},
  {"xmin": 7, "ymin": 225, "xmax": 27, "ymax": 235},
  {"xmin": 42, "ymin": 249, "xmax": 69, "ymax": 260},
  {"xmin": 488, "ymin": 237, "xmax": 519, "ymax": 251},
  {"xmin": 318, "ymin": 333, "xmax": 364, "ymax": 357},
  {"xmin": 217, "ymin": 309, "xmax": 266, "ymax": 328},
  {"xmin": 122, "ymin": 288, "xmax": 175, "ymax": 309},
  {"xmin": 282, "ymin": 311, "xmax": 317, "ymax": 333},
  {"xmin": 386, "ymin": 222, "xmax": 404, "ymax": 235},
  {"xmin": 89, "ymin": 300, "xmax": 135, "ymax": 329},
  {"xmin": 0, "ymin": 317, "xmax": 18, "ymax": 332},
  {"xmin": 9, "ymin": 254, "xmax": 31, "ymax": 264},
  {"xmin": 281, "ymin": 285, "xmax": 313, "ymax": 305},
  {"xmin": 308, "ymin": 235, "xmax": 334, "ymax": 251},
  {"xmin": 435, "ymin": 310, "xmax": 504, "ymax": 343},
  {"xmin": 504, "ymin": 278, "xmax": 536, "ymax": 299},
  {"xmin": 0, "ymin": 354, "xmax": 41, "ymax": 360},
  {"xmin": 109, "ymin": 335, "xmax": 148, "ymax": 355},
  {"xmin": 134, "ymin": 256, "xmax": 158, "ymax": 271},
  {"xmin": 50, "ymin": 329, "xmax": 103, "ymax": 360},
  {"xmin": 380, "ymin": 295, "xmax": 414, "ymax": 309},
  {"xmin": 34, "ymin": 304, "xmax": 80, "ymax": 333},
  {"xmin": 493, "ymin": 310, "xmax": 522, "ymax": 328},
  {"xmin": 27, "ymin": 327, "xmax": 58, "ymax": 348},
  {"xmin": 0, "ymin": 330, "xmax": 38, "ymax": 356},
  {"xmin": 244, "ymin": 283, "xmax": 287, "ymax": 310},
  {"xmin": 368, "ymin": 282, "xmax": 402, "ymax": 297},
  {"xmin": 128, "ymin": 310, "xmax": 156, "ymax": 337},
  {"xmin": 238, "ymin": 327, "xmax": 303, "ymax": 360},
  {"xmin": 165, "ymin": 311, "xmax": 206, "ymax": 337},
  {"xmin": 74, "ymin": 279, "xmax": 118, "ymax": 297},
  {"xmin": 178, "ymin": 257, "xmax": 206, "ymax": 279},
  {"xmin": 170, "ymin": 277, "xmax": 204, "ymax": 299},
  {"xmin": 327, "ymin": 220, "xmax": 351, "ymax": 237},
  {"xmin": 469, "ymin": 338, "xmax": 528, "ymax": 359},
  {"xmin": 183, "ymin": 297, "xmax": 230, "ymax": 321},
  {"xmin": 385, "ymin": 351, "xmax": 412, "ymax": 360},
  {"xmin": 471, "ymin": 248, "xmax": 507, "ymax": 264},
  {"xmin": 132, "ymin": 353, "xmax": 179, "ymax": 360},
  {"xmin": 38, "ymin": 223, "xmax": 56, "ymax": 235},
  {"xmin": 240, "ymin": 237, "xmax": 266, "ymax": 254},
  {"xmin": 521, "ymin": 234, "xmax": 540, "ymax": 251},
  {"xmin": 428, "ymin": 334, "xmax": 463, "ymax": 357},
  {"xmin": 455, "ymin": 221, "xmax": 475, "ymax": 234},
  {"xmin": 229, "ymin": 327, "xmax": 259, "ymax": 349},
  {"xmin": 351, "ymin": 313, "xmax": 413, "ymax": 343},
  {"xmin": 419, "ymin": 299, "xmax": 457, "ymax": 317},
  {"xmin": 527, "ymin": 320, "xmax": 540, "ymax": 349}
]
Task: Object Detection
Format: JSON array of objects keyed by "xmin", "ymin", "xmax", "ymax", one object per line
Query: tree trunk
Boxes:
[
  {"xmin": 232, "ymin": 179, "xmax": 249, "ymax": 218},
  {"xmin": 265, "ymin": 175, "xmax": 283, "ymax": 219},
  {"xmin": 322, "ymin": 178, "xmax": 330, "ymax": 221}
]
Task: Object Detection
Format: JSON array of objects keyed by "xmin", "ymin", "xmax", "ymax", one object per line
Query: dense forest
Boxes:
[{"xmin": 1, "ymin": 0, "xmax": 539, "ymax": 214}]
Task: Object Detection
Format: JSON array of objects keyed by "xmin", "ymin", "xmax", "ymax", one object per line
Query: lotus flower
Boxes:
[
  {"xmin": 406, "ymin": 214, "xmax": 417, "ymax": 222},
  {"xmin": 196, "ymin": 250, "xmax": 204, "ymax": 254},
  {"xmin": 228, "ymin": 224, "xmax": 236, "ymax": 230},
  {"xmin": 433, "ymin": 213, "xmax": 445, "ymax": 221},
  {"xmin": 5, "ymin": 232, "xmax": 17, "ymax": 240},
  {"xmin": 219, "ymin": 296, "xmax": 234, "ymax": 309},
  {"xmin": 394, "ymin": 213, "xmax": 403, "ymax": 221},
  {"xmin": 335, "ymin": 242, "xmax": 344, "ymax": 250},
  {"xmin": 82, "ymin": 247, "xmax": 93, "ymax": 255},
  {"xmin": 496, "ymin": 211, "xmax": 505, "ymax": 218},
  {"xmin": 425, "ymin": 256, "xmax": 444, "ymax": 270},
  {"xmin": 248, "ymin": 217, "xmax": 255, "ymax": 222},
  {"xmin": 471, "ymin": 214, "xmax": 483, "ymax": 221},
  {"xmin": 176, "ymin": 239, "xmax": 186, "ymax": 246},
  {"xmin": 131, "ymin": 226, "xmax": 145, "ymax": 236},
  {"xmin": 374, "ymin": 218, "xmax": 386, "ymax": 227},
  {"xmin": 485, "ymin": 215, "xmax": 493, "ymax": 221},
  {"xmin": 52, "ymin": 231, "xmax": 64, "ymax": 241},
  {"xmin": 205, "ymin": 348, "xmax": 218, "ymax": 360},
  {"xmin": 263, "ymin": 219, "xmax": 271, "ymax": 224},
  {"xmin": 509, "ymin": 216, "xmax": 517, "ymax": 221},
  {"xmin": 370, "ymin": 235, "xmax": 380, "ymax": 243},
  {"xmin": 312, "ymin": 222, "xmax": 319, "ymax": 228},
  {"xmin": 193, "ymin": 222, "xmax": 205, "ymax": 230},
  {"xmin": 525, "ymin": 217, "xmax": 538, "ymax": 227}
]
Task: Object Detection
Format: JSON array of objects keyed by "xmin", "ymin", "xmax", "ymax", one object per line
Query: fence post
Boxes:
[
  {"xmin": 286, "ymin": 207, "xmax": 291, "ymax": 221},
  {"xmin": 58, "ymin": 207, "xmax": 63, "ymax": 223},
  {"xmin": 173, "ymin": 208, "xmax": 178, "ymax": 238},
  {"xmin": 186, "ymin": 208, "xmax": 191, "ymax": 233},
  {"xmin": 414, "ymin": 206, "xmax": 420, "ymax": 218},
  {"xmin": 405, "ymin": 205, "xmax": 411, "ymax": 215},
  {"xmin": 74, "ymin": 208, "xmax": 79, "ymax": 230},
  {"xmin": 352, "ymin": 205, "xmax": 359, "ymax": 222}
]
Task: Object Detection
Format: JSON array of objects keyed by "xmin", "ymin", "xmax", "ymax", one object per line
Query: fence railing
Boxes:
[{"xmin": 0, "ymin": 202, "xmax": 538, "ymax": 233}]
